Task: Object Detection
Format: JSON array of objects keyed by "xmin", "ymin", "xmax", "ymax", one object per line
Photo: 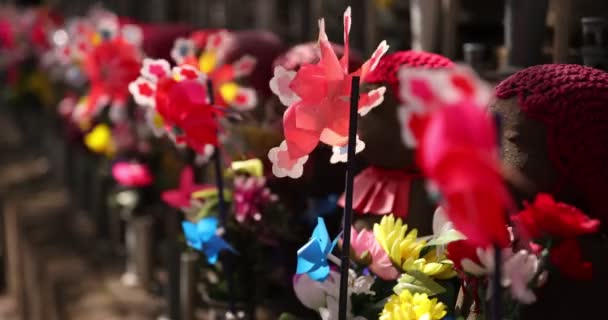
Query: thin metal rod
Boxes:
[
  {"xmin": 338, "ymin": 76, "xmax": 360, "ymax": 320},
  {"xmin": 491, "ymin": 244, "xmax": 502, "ymax": 320},
  {"xmin": 207, "ymin": 79, "xmax": 236, "ymax": 314},
  {"xmin": 492, "ymin": 112, "xmax": 504, "ymax": 320}
]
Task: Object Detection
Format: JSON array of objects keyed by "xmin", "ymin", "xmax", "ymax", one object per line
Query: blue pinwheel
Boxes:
[
  {"xmin": 182, "ymin": 217, "xmax": 236, "ymax": 264},
  {"xmin": 296, "ymin": 217, "xmax": 338, "ymax": 282}
]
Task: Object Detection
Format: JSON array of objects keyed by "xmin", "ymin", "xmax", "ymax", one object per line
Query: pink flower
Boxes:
[
  {"xmin": 233, "ymin": 176, "xmax": 278, "ymax": 223},
  {"xmin": 161, "ymin": 166, "xmax": 211, "ymax": 209},
  {"xmin": 111, "ymin": 161, "xmax": 153, "ymax": 188},
  {"xmin": 350, "ymin": 227, "xmax": 399, "ymax": 280}
]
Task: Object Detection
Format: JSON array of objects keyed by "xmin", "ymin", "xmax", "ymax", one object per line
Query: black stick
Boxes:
[
  {"xmin": 491, "ymin": 112, "xmax": 503, "ymax": 320},
  {"xmin": 338, "ymin": 76, "xmax": 360, "ymax": 320},
  {"xmin": 207, "ymin": 79, "xmax": 237, "ymax": 314}
]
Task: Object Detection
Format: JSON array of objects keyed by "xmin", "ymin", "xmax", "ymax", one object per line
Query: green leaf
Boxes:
[
  {"xmin": 196, "ymin": 198, "xmax": 219, "ymax": 219},
  {"xmin": 408, "ymin": 270, "xmax": 446, "ymax": 296},
  {"xmin": 425, "ymin": 229, "xmax": 466, "ymax": 247}
]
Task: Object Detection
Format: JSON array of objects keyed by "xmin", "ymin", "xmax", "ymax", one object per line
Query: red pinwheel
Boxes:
[
  {"xmin": 398, "ymin": 66, "xmax": 511, "ymax": 247},
  {"xmin": 170, "ymin": 30, "xmax": 258, "ymax": 111},
  {"xmin": 129, "ymin": 58, "xmax": 222, "ymax": 154},
  {"xmin": 162, "ymin": 166, "xmax": 212, "ymax": 209},
  {"xmin": 77, "ymin": 37, "xmax": 141, "ymax": 121},
  {"xmin": 267, "ymin": 7, "xmax": 389, "ymax": 178}
]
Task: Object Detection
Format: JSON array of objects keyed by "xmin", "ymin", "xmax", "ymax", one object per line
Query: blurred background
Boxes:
[{"xmin": 0, "ymin": 0, "xmax": 606, "ymax": 320}]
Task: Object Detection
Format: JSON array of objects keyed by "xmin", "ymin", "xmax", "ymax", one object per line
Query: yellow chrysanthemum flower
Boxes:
[
  {"xmin": 85, "ymin": 123, "xmax": 115, "ymax": 157},
  {"xmin": 374, "ymin": 215, "xmax": 455, "ymax": 279},
  {"xmin": 380, "ymin": 290, "xmax": 447, "ymax": 320}
]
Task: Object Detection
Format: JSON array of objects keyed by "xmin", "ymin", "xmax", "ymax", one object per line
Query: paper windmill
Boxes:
[
  {"xmin": 71, "ymin": 15, "xmax": 143, "ymax": 125},
  {"xmin": 129, "ymin": 58, "xmax": 222, "ymax": 154},
  {"xmin": 182, "ymin": 217, "xmax": 236, "ymax": 264},
  {"xmin": 296, "ymin": 217, "xmax": 339, "ymax": 282},
  {"xmin": 268, "ymin": 7, "xmax": 389, "ymax": 178},
  {"xmin": 162, "ymin": 166, "xmax": 213, "ymax": 209},
  {"xmin": 170, "ymin": 30, "xmax": 258, "ymax": 111},
  {"xmin": 397, "ymin": 66, "xmax": 511, "ymax": 247}
]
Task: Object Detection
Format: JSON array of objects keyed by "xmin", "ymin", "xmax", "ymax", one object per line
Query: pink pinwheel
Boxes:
[
  {"xmin": 397, "ymin": 66, "xmax": 511, "ymax": 247},
  {"xmin": 161, "ymin": 166, "xmax": 212, "ymax": 209},
  {"xmin": 111, "ymin": 161, "xmax": 153, "ymax": 188},
  {"xmin": 268, "ymin": 7, "xmax": 389, "ymax": 178}
]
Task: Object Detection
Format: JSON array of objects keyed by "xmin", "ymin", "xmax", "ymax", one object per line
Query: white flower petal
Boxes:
[
  {"xmin": 172, "ymin": 65, "xmax": 204, "ymax": 82},
  {"xmin": 141, "ymin": 58, "xmax": 171, "ymax": 82},
  {"xmin": 269, "ymin": 66, "xmax": 300, "ymax": 107},
  {"xmin": 129, "ymin": 77, "xmax": 156, "ymax": 107},
  {"xmin": 396, "ymin": 103, "xmax": 424, "ymax": 148},
  {"xmin": 268, "ymin": 141, "xmax": 308, "ymax": 179},
  {"xmin": 330, "ymin": 136, "xmax": 365, "ymax": 164},
  {"xmin": 461, "ymin": 258, "xmax": 487, "ymax": 276},
  {"xmin": 121, "ymin": 24, "xmax": 143, "ymax": 46},
  {"xmin": 358, "ymin": 86, "xmax": 386, "ymax": 116}
]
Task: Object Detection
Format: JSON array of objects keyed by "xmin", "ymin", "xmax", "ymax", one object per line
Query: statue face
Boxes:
[
  {"xmin": 490, "ymin": 97, "xmax": 561, "ymax": 203},
  {"xmin": 358, "ymin": 84, "xmax": 415, "ymax": 169}
]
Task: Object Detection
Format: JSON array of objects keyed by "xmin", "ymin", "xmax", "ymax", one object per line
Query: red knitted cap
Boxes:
[
  {"xmin": 495, "ymin": 64, "xmax": 608, "ymax": 222},
  {"xmin": 364, "ymin": 50, "xmax": 455, "ymax": 98}
]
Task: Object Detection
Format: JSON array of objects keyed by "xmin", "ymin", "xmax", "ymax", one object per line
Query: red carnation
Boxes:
[
  {"xmin": 549, "ymin": 238, "xmax": 593, "ymax": 280},
  {"xmin": 512, "ymin": 193, "xmax": 600, "ymax": 240}
]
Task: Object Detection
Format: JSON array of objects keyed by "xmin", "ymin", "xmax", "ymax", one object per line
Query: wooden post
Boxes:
[
  {"xmin": 364, "ymin": 0, "xmax": 377, "ymax": 55},
  {"xmin": 254, "ymin": 0, "xmax": 276, "ymax": 30},
  {"xmin": 410, "ymin": 0, "xmax": 441, "ymax": 52},
  {"xmin": 441, "ymin": 0, "xmax": 460, "ymax": 59},
  {"xmin": 133, "ymin": 215, "xmax": 155, "ymax": 291},
  {"xmin": 309, "ymin": 0, "xmax": 323, "ymax": 40},
  {"xmin": 180, "ymin": 251, "xmax": 198, "ymax": 320},
  {"xmin": 552, "ymin": 0, "xmax": 572, "ymax": 63}
]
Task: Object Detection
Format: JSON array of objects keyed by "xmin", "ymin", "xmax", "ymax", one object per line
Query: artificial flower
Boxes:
[
  {"xmin": 373, "ymin": 214, "xmax": 425, "ymax": 270},
  {"xmin": 296, "ymin": 218, "xmax": 338, "ymax": 282},
  {"xmin": 268, "ymin": 7, "xmax": 388, "ymax": 178},
  {"xmin": 293, "ymin": 272, "xmax": 337, "ymax": 311},
  {"xmin": 350, "ymin": 227, "xmax": 400, "ymax": 280},
  {"xmin": 79, "ymin": 35, "xmax": 141, "ymax": 123},
  {"xmin": 229, "ymin": 158, "xmax": 264, "ymax": 177},
  {"xmin": 161, "ymin": 166, "xmax": 212, "ymax": 209},
  {"xmin": 84, "ymin": 123, "xmax": 115, "ymax": 156},
  {"xmin": 397, "ymin": 66, "xmax": 511, "ymax": 247},
  {"xmin": 512, "ymin": 193, "xmax": 600, "ymax": 240},
  {"xmin": 501, "ymin": 250, "xmax": 543, "ymax": 304},
  {"xmin": 373, "ymin": 215, "xmax": 453, "ymax": 278},
  {"xmin": 319, "ymin": 295, "xmax": 367, "ymax": 320},
  {"xmin": 182, "ymin": 217, "xmax": 235, "ymax": 264},
  {"xmin": 232, "ymin": 175, "xmax": 278, "ymax": 223},
  {"xmin": 111, "ymin": 161, "xmax": 153, "ymax": 188},
  {"xmin": 130, "ymin": 58, "xmax": 222, "ymax": 153},
  {"xmin": 294, "ymin": 269, "xmax": 374, "ymax": 318},
  {"xmin": 380, "ymin": 290, "xmax": 447, "ymax": 320},
  {"xmin": 338, "ymin": 166, "xmax": 421, "ymax": 218},
  {"xmin": 550, "ymin": 238, "xmax": 593, "ymax": 280},
  {"xmin": 452, "ymin": 244, "xmax": 544, "ymax": 304},
  {"xmin": 316, "ymin": 269, "xmax": 375, "ymax": 320},
  {"xmin": 172, "ymin": 30, "xmax": 258, "ymax": 111}
]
